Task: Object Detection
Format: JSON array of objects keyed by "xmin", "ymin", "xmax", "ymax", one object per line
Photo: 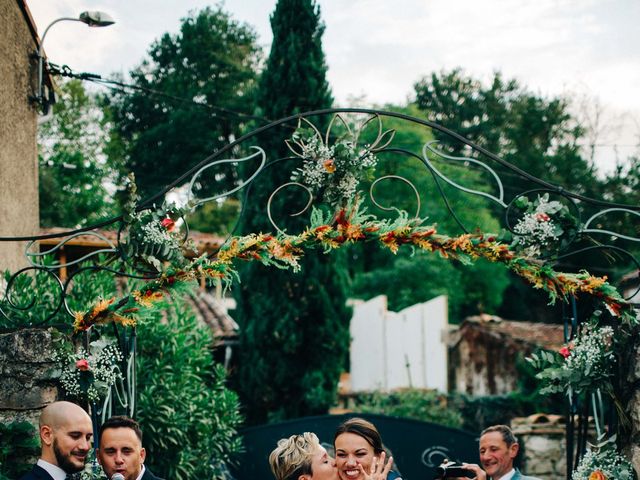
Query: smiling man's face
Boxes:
[
  {"xmin": 50, "ymin": 415, "xmax": 93, "ymax": 473},
  {"xmin": 479, "ymin": 431, "xmax": 518, "ymax": 479}
]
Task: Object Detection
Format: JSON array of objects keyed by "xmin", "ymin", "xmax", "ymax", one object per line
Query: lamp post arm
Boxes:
[{"xmin": 36, "ymin": 17, "xmax": 82, "ymax": 103}]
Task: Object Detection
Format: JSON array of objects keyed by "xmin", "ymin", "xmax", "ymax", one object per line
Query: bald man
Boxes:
[{"xmin": 19, "ymin": 401, "xmax": 94, "ymax": 480}]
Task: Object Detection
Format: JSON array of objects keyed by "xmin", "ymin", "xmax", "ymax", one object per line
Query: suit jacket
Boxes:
[
  {"xmin": 141, "ymin": 467, "xmax": 165, "ymax": 480},
  {"xmin": 512, "ymin": 469, "xmax": 542, "ymax": 480},
  {"xmin": 18, "ymin": 465, "xmax": 55, "ymax": 480}
]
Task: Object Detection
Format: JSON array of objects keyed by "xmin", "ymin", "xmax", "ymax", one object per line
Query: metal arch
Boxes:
[
  {"xmin": 0, "ymin": 107, "xmax": 638, "ymax": 480},
  {"xmin": 421, "ymin": 141, "xmax": 507, "ymax": 208},
  {"xmin": 1, "ymin": 107, "xmax": 638, "ymax": 325},
  {"xmin": 582, "ymin": 208, "xmax": 640, "ymax": 242}
]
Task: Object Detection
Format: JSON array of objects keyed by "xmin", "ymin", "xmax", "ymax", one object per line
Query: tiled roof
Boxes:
[
  {"xmin": 458, "ymin": 314, "xmax": 565, "ymax": 351},
  {"xmin": 38, "ymin": 227, "xmax": 225, "ymax": 256},
  {"xmin": 186, "ymin": 291, "xmax": 238, "ymax": 346}
]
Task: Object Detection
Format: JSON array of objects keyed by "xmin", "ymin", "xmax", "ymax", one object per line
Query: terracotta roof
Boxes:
[
  {"xmin": 38, "ymin": 227, "xmax": 226, "ymax": 256},
  {"xmin": 620, "ymin": 269, "xmax": 640, "ymax": 287},
  {"xmin": 457, "ymin": 314, "xmax": 565, "ymax": 351},
  {"xmin": 186, "ymin": 291, "xmax": 238, "ymax": 346}
]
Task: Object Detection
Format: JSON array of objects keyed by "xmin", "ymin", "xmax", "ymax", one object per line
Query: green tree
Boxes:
[
  {"xmin": 38, "ymin": 79, "xmax": 117, "ymax": 228},
  {"xmin": 106, "ymin": 7, "xmax": 260, "ymax": 200},
  {"xmin": 414, "ymin": 69, "xmax": 598, "ymax": 198},
  {"xmin": 348, "ymin": 104, "xmax": 509, "ymax": 321},
  {"xmin": 413, "ymin": 70, "xmax": 614, "ymax": 322},
  {"xmin": 232, "ymin": 0, "xmax": 350, "ymax": 425}
]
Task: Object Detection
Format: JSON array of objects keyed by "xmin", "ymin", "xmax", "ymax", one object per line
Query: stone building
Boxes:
[
  {"xmin": 0, "ymin": 0, "xmax": 45, "ymax": 272},
  {"xmin": 448, "ymin": 314, "xmax": 565, "ymax": 395}
]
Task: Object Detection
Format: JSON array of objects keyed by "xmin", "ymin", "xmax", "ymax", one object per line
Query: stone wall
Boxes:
[
  {"xmin": 0, "ymin": 0, "xmax": 40, "ymax": 272},
  {"xmin": 626, "ymin": 331, "xmax": 640, "ymax": 476},
  {"xmin": 512, "ymin": 414, "xmax": 567, "ymax": 480},
  {"xmin": 0, "ymin": 328, "xmax": 59, "ymax": 426}
]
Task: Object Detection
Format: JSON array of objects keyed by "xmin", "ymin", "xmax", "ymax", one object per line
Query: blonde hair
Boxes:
[{"xmin": 269, "ymin": 432, "xmax": 320, "ymax": 480}]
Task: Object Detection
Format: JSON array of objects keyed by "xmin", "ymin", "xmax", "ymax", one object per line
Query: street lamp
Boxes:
[{"xmin": 34, "ymin": 11, "xmax": 115, "ymax": 113}]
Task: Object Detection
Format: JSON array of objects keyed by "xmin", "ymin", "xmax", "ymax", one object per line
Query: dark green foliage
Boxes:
[
  {"xmin": 352, "ymin": 254, "xmax": 509, "ymax": 321},
  {"xmin": 257, "ymin": 0, "xmax": 333, "ymax": 117},
  {"xmin": 414, "ymin": 69, "xmax": 599, "ymax": 200},
  {"xmin": 136, "ymin": 298, "xmax": 243, "ymax": 479},
  {"xmin": 347, "ymin": 104, "xmax": 510, "ymax": 322},
  {"xmin": 38, "ymin": 79, "xmax": 118, "ymax": 228},
  {"xmin": 0, "ymin": 421, "xmax": 40, "ymax": 479},
  {"xmin": 186, "ymin": 198, "xmax": 241, "ymax": 235},
  {"xmin": 106, "ymin": 7, "xmax": 260, "ymax": 200},
  {"xmin": 349, "ymin": 389, "xmax": 464, "ymax": 428},
  {"xmin": 232, "ymin": 0, "xmax": 349, "ymax": 425},
  {"xmin": 1, "ymin": 259, "xmax": 117, "ymax": 329}
]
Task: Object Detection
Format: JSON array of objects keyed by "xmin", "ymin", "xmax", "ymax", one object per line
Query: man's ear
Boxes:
[
  {"xmin": 97, "ymin": 450, "xmax": 103, "ymax": 466},
  {"xmin": 40, "ymin": 425, "xmax": 53, "ymax": 446},
  {"xmin": 298, "ymin": 474, "xmax": 311, "ymax": 480},
  {"xmin": 508, "ymin": 442, "xmax": 519, "ymax": 460},
  {"xmin": 140, "ymin": 447, "xmax": 146, "ymax": 464}
]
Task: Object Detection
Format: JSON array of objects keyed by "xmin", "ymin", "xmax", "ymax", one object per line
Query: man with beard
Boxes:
[
  {"xmin": 97, "ymin": 416, "xmax": 164, "ymax": 480},
  {"xmin": 20, "ymin": 401, "xmax": 93, "ymax": 480}
]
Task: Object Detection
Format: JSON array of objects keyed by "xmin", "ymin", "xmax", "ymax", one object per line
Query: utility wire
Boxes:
[{"xmin": 48, "ymin": 62, "xmax": 271, "ymax": 125}]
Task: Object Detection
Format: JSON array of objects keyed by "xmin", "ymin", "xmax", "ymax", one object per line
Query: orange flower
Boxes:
[
  {"xmin": 589, "ymin": 470, "xmax": 607, "ymax": 480},
  {"xmin": 323, "ymin": 159, "xmax": 336, "ymax": 173},
  {"xmin": 559, "ymin": 346, "xmax": 571, "ymax": 359}
]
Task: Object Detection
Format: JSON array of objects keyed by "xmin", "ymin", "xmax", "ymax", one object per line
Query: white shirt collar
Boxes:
[
  {"xmin": 37, "ymin": 459, "xmax": 67, "ymax": 480},
  {"xmin": 135, "ymin": 464, "xmax": 146, "ymax": 480},
  {"xmin": 496, "ymin": 468, "xmax": 516, "ymax": 480}
]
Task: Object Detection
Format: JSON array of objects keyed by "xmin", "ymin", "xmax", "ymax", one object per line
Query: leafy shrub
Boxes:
[
  {"xmin": 0, "ymin": 421, "xmax": 40, "ymax": 479},
  {"xmin": 349, "ymin": 389, "xmax": 463, "ymax": 428},
  {"xmin": 136, "ymin": 298, "xmax": 243, "ymax": 479}
]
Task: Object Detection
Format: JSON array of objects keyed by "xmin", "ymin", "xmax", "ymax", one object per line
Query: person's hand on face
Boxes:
[{"xmin": 357, "ymin": 451, "xmax": 393, "ymax": 480}]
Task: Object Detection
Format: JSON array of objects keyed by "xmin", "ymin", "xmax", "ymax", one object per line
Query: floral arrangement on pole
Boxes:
[
  {"xmin": 527, "ymin": 316, "xmax": 616, "ymax": 399},
  {"xmin": 53, "ymin": 338, "xmax": 123, "ymax": 402},
  {"xmin": 571, "ymin": 434, "xmax": 635, "ymax": 480},
  {"xmin": 119, "ymin": 174, "xmax": 196, "ymax": 273},
  {"xmin": 511, "ymin": 193, "xmax": 579, "ymax": 258},
  {"xmin": 287, "ymin": 115, "xmax": 394, "ymax": 206}
]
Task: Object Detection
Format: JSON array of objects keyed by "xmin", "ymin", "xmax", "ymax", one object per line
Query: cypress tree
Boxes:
[{"xmin": 232, "ymin": 0, "xmax": 351, "ymax": 424}]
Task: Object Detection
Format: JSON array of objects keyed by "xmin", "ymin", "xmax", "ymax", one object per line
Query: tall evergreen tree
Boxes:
[
  {"xmin": 106, "ymin": 7, "xmax": 260, "ymax": 201},
  {"xmin": 232, "ymin": 0, "xmax": 351, "ymax": 424}
]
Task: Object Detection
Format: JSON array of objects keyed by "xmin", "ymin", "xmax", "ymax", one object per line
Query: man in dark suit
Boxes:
[
  {"xmin": 97, "ymin": 416, "xmax": 165, "ymax": 480},
  {"xmin": 19, "ymin": 401, "xmax": 94, "ymax": 480}
]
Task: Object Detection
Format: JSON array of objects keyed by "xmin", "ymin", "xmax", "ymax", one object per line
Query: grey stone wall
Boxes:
[
  {"xmin": 626, "ymin": 332, "xmax": 640, "ymax": 477},
  {"xmin": 0, "ymin": 0, "xmax": 40, "ymax": 272},
  {"xmin": 513, "ymin": 414, "xmax": 567, "ymax": 480},
  {"xmin": 0, "ymin": 328, "xmax": 59, "ymax": 426}
]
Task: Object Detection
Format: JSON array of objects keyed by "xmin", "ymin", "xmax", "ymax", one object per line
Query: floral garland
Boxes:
[{"xmin": 72, "ymin": 201, "xmax": 637, "ymax": 333}]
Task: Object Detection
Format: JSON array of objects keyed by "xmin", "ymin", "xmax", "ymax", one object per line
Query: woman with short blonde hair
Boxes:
[{"xmin": 269, "ymin": 432, "xmax": 338, "ymax": 480}]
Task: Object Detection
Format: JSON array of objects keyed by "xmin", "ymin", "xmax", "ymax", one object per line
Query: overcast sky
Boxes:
[{"xmin": 26, "ymin": 0, "xmax": 640, "ymax": 173}]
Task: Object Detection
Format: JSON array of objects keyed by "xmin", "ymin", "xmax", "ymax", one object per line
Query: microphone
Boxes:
[{"xmin": 111, "ymin": 474, "xmax": 125, "ymax": 480}]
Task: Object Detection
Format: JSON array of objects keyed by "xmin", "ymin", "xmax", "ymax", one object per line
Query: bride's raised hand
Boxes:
[{"xmin": 359, "ymin": 451, "xmax": 393, "ymax": 480}]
